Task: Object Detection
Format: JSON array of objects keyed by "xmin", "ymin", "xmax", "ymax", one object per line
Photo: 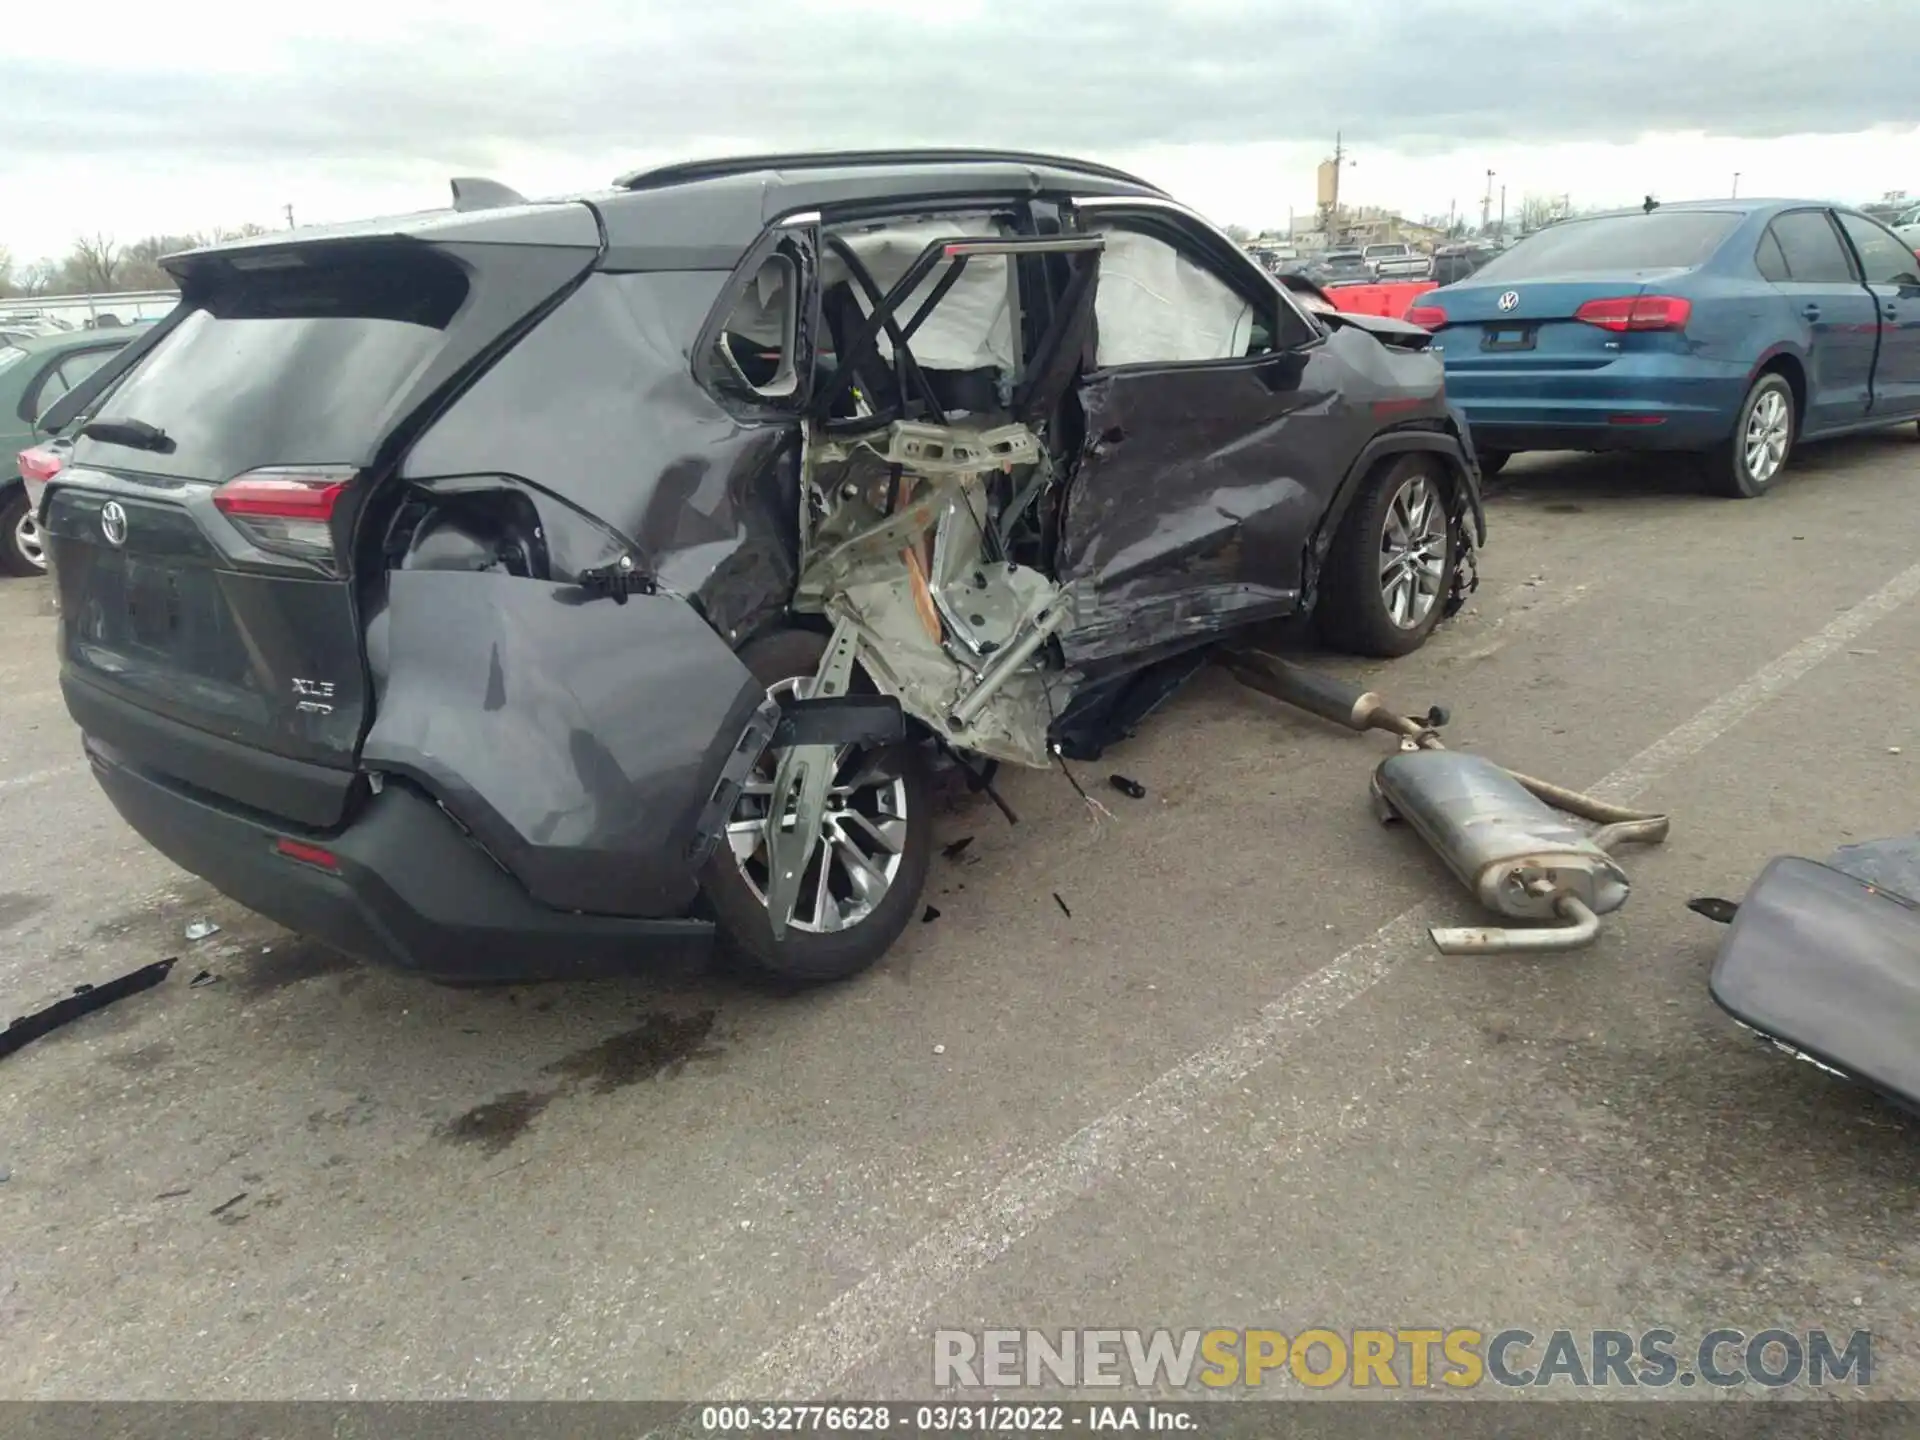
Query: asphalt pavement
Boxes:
[{"xmin": 2, "ymin": 436, "xmax": 1918, "ymax": 1403}]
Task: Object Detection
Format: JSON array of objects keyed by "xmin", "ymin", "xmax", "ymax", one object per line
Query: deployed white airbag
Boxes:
[
  {"xmin": 1092, "ymin": 226, "xmax": 1254, "ymax": 367},
  {"xmin": 823, "ymin": 217, "xmax": 1017, "ymax": 374}
]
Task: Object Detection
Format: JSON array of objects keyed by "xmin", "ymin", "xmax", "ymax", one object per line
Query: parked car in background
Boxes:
[
  {"xmin": 1429, "ymin": 241, "xmax": 1502, "ymax": 287},
  {"xmin": 1894, "ymin": 203, "xmax": 1920, "ymax": 252},
  {"xmin": 1363, "ymin": 242, "xmax": 1430, "ymax": 280},
  {"xmin": 1408, "ymin": 199, "xmax": 1920, "ymax": 495},
  {"xmin": 41, "ymin": 149, "xmax": 1484, "ymax": 987},
  {"xmin": 1312, "ymin": 250, "xmax": 1373, "ymax": 285},
  {"xmin": 0, "ymin": 311, "xmax": 75, "ymax": 339},
  {"xmin": 1, "ymin": 329, "xmax": 136, "ymax": 573}
]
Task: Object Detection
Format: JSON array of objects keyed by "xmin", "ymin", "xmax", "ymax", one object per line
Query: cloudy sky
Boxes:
[{"xmin": 3, "ymin": 0, "xmax": 1915, "ymax": 266}]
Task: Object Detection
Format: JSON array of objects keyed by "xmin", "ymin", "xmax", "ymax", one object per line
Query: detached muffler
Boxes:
[{"xmin": 1225, "ymin": 650, "xmax": 1669, "ymax": 955}]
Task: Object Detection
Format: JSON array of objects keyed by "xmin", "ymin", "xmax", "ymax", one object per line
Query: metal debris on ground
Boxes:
[
  {"xmin": 922, "ymin": 906, "xmax": 942, "ymax": 924},
  {"xmin": 209, "ymin": 1192, "xmax": 248, "ymax": 1217},
  {"xmin": 1, "ymin": 958, "xmax": 178, "ymax": 1063},
  {"xmin": 933, "ymin": 1044, "xmax": 946, "ymax": 1055},
  {"xmin": 1224, "ymin": 648, "xmax": 1669, "ymax": 955},
  {"xmin": 941, "ymin": 837, "xmax": 975, "ymax": 862},
  {"xmin": 1053, "ymin": 893, "xmax": 1073, "ymax": 919},
  {"xmin": 189, "ymin": 970, "xmax": 219, "ymax": 988},
  {"xmin": 184, "ymin": 920, "xmax": 220, "ymax": 941},
  {"xmin": 1108, "ymin": 774, "xmax": 1147, "ymax": 799}
]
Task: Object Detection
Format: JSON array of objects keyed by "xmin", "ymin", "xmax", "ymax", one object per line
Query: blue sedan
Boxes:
[{"xmin": 1407, "ymin": 200, "xmax": 1920, "ymax": 496}]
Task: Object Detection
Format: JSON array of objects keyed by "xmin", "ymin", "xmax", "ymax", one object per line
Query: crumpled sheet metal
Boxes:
[
  {"xmin": 797, "ymin": 418, "xmax": 1067, "ymax": 768},
  {"xmin": 826, "ymin": 578, "xmax": 1061, "ymax": 768},
  {"xmin": 400, "ymin": 271, "xmax": 801, "ymax": 649}
]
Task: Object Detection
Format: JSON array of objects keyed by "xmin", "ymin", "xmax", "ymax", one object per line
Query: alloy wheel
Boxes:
[
  {"xmin": 13, "ymin": 508, "xmax": 46, "ymax": 572},
  {"xmin": 1744, "ymin": 388, "xmax": 1791, "ymax": 486},
  {"xmin": 725, "ymin": 676, "xmax": 910, "ymax": 934},
  {"xmin": 1378, "ymin": 473, "xmax": 1447, "ymax": 630}
]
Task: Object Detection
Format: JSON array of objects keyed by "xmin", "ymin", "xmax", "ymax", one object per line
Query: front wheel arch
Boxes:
[
  {"xmin": 1305, "ymin": 429, "xmax": 1482, "ymax": 606},
  {"xmin": 1315, "ymin": 453, "xmax": 1460, "ymax": 658}
]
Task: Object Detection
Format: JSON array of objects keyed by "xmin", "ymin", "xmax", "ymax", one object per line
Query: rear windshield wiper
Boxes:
[{"xmin": 79, "ymin": 418, "xmax": 174, "ymax": 453}]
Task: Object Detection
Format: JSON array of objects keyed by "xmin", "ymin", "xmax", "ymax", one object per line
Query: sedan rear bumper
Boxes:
[
  {"xmin": 1442, "ymin": 353, "xmax": 1748, "ymax": 452},
  {"xmin": 86, "ymin": 737, "xmax": 714, "ymax": 984}
]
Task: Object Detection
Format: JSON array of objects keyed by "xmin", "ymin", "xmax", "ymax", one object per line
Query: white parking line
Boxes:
[
  {"xmin": 716, "ymin": 555, "xmax": 1920, "ymax": 1401},
  {"xmin": 0, "ymin": 761, "xmax": 84, "ymax": 796}
]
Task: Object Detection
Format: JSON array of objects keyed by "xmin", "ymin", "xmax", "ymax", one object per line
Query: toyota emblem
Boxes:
[
  {"xmin": 1497, "ymin": 291, "xmax": 1521, "ymax": 312},
  {"xmin": 100, "ymin": 500, "xmax": 128, "ymax": 548}
]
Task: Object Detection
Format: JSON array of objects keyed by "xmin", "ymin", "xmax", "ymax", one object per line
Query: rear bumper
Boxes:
[
  {"xmin": 1442, "ymin": 353, "xmax": 1747, "ymax": 452},
  {"xmin": 85, "ymin": 737, "xmax": 714, "ymax": 983}
]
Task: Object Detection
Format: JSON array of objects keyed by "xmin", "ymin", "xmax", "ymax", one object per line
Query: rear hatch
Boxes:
[
  {"xmin": 46, "ymin": 221, "xmax": 599, "ymax": 827},
  {"xmin": 1414, "ymin": 209, "xmax": 1741, "ymax": 376}
]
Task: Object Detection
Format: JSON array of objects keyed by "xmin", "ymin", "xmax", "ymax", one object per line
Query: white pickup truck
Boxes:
[{"xmin": 1362, "ymin": 243, "xmax": 1430, "ymax": 279}]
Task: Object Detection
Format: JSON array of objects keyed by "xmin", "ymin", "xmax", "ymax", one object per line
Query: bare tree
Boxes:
[
  {"xmin": 65, "ymin": 234, "xmax": 124, "ymax": 293},
  {"xmin": 0, "ymin": 246, "xmax": 14, "ymax": 299},
  {"xmin": 1516, "ymin": 194, "xmax": 1573, "ymax": 233},
  {"xmin": 119, "ymin": 233, "xmax": 197, "ymax": 291},
  {"xmin": 19, "ymin": 260, "xmax": 58, "ymax": 297},
  {"xmin": 1222, "ymin": 223, "xmax": 1253, "ymax": 244}
]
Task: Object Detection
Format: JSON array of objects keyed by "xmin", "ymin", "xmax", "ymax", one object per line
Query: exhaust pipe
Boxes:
[{"xmin": 1225, "ymin": 650, "xmax": 1669, "ymax": 954}]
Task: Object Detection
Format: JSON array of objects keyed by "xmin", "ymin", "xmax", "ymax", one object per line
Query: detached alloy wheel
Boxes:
[
  {"xmin": 1319, "ymin": 455, "xmax": 1458, "ymax": 658},
  {"xmin": 1704, "ymin": 372, "xmax": 1795, "ymax": 498},
  {"xmin": 701, "ymin": 628, "xmax": 932, "ymax": 984},
  {"xmin": 0, "ymin": 490, "xmax": 47, "ymax": 577}
]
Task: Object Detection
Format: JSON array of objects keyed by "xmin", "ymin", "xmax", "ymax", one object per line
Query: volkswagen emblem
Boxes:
[
  {"xmin": 100, "ymin": 500, "xmax": 128, "ymax": 548},
  {"xmin": 1497, "ymin": 291, "xmax": 1521, "ymax": 312}
]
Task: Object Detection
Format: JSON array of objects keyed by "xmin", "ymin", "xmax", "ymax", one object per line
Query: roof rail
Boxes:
[
  {"xmin": 450, "ymin": 177, "xmax": 528, "ymax": 212},
  {"xmin": 613, "ymin": 149, "xmax": 1164, "ymax": 195}
]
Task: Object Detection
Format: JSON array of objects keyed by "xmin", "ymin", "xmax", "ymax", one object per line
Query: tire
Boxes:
[
  {"xmin": 1702, "ymin": 372, "xmax": 1795, "ymax": 498},
  {"xmin": 0, "ymin": 487, "xmax": 48, "ymax": 577},
  {"xmin": 1475, "ymin": 448, "xmax": 1511, "ymax": 478},
  {"xmin": 1318, "ymin": 454, "xmax": 1460, "ymax": 659},
  {"xmin": 701, "ymin": 627, "xmax": 932, "ymax": 984}
]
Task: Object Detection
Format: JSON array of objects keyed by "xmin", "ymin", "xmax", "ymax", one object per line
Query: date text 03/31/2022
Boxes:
[{"xmin": 700, "ymin": 1404, "xmax": 1191, "ymax": 1431}]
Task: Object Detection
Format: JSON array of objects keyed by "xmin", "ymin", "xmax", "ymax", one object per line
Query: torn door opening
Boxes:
[{"xmin": 794, "ymin": 226, "xmax": 1105, "ymax": 767}]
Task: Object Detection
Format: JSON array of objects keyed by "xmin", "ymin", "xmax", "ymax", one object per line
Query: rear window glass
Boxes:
[
  {"xmin": 84, "ymin": 248, "xmax": 468, "ymax": 480},
  {"xmin": 1470, "ymin": 211, "xmax": 1740, "ymax": 279}
]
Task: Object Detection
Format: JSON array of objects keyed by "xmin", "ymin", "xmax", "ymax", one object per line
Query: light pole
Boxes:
[
  {"xmin": 1731, "ymin": 172, "xmax": 1741, "ymax": 199},
  {"xmin": 1481, "ymin": 169, "xmax": 1495, "ymax": 234}
]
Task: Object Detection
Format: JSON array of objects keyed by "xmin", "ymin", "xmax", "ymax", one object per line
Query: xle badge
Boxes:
[{"xmin": 292, "ymin": 678, "xmax": 335, "ymax": 715}]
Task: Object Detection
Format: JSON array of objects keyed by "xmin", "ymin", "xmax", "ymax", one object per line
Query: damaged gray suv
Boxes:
[{"xmin": 42, "ymin": 150, "xmax": 1485, "ymax": 985}]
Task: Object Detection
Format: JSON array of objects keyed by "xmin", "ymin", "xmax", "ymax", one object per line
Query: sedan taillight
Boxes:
[
  {"xmin": 1404, "ymin": 304, "xmax": 1448, "ymax": 330},
  {"xmin": 1573, "ymin": 295, "xmax": 1693, "ymax": 332}
]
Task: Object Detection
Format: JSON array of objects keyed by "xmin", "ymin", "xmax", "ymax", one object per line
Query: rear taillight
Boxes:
[
  {"xmin": 212, "ymin": 466, "xmax": 355, "ymax": 569},
  {"xmin": 1405, "ymin": 304, "xmax": 1448, "ymax": 330},
  {"xmin": 18, "ymin": 445, "xmax": 63, "ymax": 484},
  {"xmin": 1573, "ymin": 295, "xmax": 1693, "ymax": 332},
  {"xmin": 274, "ymin": 837, "xmax": 339, "ymax": 871}
]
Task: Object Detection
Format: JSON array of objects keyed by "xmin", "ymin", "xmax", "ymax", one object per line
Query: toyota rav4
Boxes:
[{"xmin": 42, "ymin": 150, "xmax": 1485, "ymax": 986}]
